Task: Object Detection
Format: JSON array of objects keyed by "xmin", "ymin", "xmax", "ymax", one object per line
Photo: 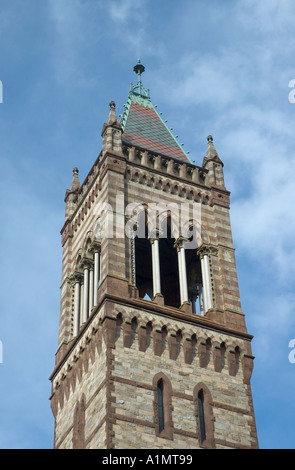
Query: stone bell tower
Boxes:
[{"xmin": 50, "ymin": 61, "xmax": 258, "ymax": 449}]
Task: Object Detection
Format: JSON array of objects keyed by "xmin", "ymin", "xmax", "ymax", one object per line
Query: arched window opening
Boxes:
[
  {"xmin": 86, "ymin": 237, "xmax": 92, "ymax": 253},
  {"xmin": 134, "ymin": 213, "xmax": 153, "ymax": 300},
  {"xmin": 157, "ymin": 379, "xmax": 165, "ymax": 432},
  {"xmin": 220, "ymin": 342, "xmax": 226, "ymax": 371},
  {"xmin": 206, "ymin": 338, "xmax": 212, "ymax": 367},
  {"xmin": 186, "ymin": 247, "xmax": 204, "ymax": 315},
  {"xmin": 235, "ymin": 346, "xmax": 240, "ymax": 375},
  {"xmin": 133, "ymin": 213, "xmax": 206, "ymax": 314},
  {"xmin": 161, "ymin": 325, "xmax": 168, "ymax": 355},
  {"xmin": 194, "ymin": 383, "xmax": 215, "ymax": 448},
  {"xmin": 159, "ymin": 218, "xmax": 180, "ymax": 308},
  {"xmin": 198, "ymin": 390, "xmax": 206, "ymax": 441},
  {"xmin": 131, "ymin": 317, "xmax": 138, "ymax": 347},
  {"xmin": 146, "ymin": 321, "xmax": 153, "ymax": 349},
  {"xmin": 115, "ymin": 313, "xmax": 123, "ymax": 341},
  {"xmin": 191, "ymin": 333, "xmax": 197, "ymax": 363},
  {"xmin": 72, "ymin": 241, "xmax": 101, "ymax": 338},
  {"xmin": 176, "ymin": 330, "xmax": 182, "ymax": 359},
  {"xmin": 73, "ymin": 395, "xmax": 86, "ymax": 449},
  {"xmin": 153, "ymin": 373, "xmax": 173, "ymax": 440}
]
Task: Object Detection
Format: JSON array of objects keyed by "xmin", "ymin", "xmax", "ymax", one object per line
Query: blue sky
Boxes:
[{"xmin": 0, "ymin": 0, "xmax": 295, "ymax": 449}]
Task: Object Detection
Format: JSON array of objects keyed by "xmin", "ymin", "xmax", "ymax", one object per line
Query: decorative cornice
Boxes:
[{"xmin": 50, "ymin": 289, "xmax": 252, "ymax": 383}]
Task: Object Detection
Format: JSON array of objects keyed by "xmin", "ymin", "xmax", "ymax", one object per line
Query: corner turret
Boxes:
[
  {"xmin": 101, "ymin": 101, "xmax": 123, "ymax": 156},
  {"xmin": 64, "ymin": 167, "xmax": 80, "ymax": 220},
  {"xmin": 202, "ymin": 135, "xmax": 225, "ymax": 187}
]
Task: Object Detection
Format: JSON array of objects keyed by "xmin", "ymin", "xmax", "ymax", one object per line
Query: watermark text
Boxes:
[
  {"xmin": 92, "ymin": 194, "xmax": 202, "ymax": 249},
  {"xmin": 288, "ymin": 79, "xmax": 295, "ymax": 103},
  {"xmin": 288, "ymin": 339, "xmax": 295, "ymax": 363}
]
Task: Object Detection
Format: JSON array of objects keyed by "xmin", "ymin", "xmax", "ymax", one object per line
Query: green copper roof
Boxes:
[{"xmin": 121, "ymin": 61, "xmax": 191, "ymax": 163}]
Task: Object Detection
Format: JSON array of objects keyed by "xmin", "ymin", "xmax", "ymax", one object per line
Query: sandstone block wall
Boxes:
[{"xmin": 50, "ymin": 301, "xmax": 258, "ymax": 449}]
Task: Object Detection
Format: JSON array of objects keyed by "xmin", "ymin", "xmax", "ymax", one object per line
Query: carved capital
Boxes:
[
  {"xmin": 80, "ymin": 257, "xmax": 94, "ymax": 270},
  {"xmin": 149, "ymin": 234, "xmax": 160, "ymax": 244},
  {"xmin": 173, "ymin": 236, "xmax": 189, "ymax": 252},
  {"xmin": 197, "ymin": 243, "xmax": 218, "ymax": 259},
  {"xmin": 90, "ymin": 240, "xmax": 101, "ymax": 253},
  {"xmin": 72, "ymin": 271, "xmax": 83, "ymax": 284}
]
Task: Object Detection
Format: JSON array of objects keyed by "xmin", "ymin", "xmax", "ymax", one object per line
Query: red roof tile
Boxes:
[{"xmin": 121, "ymin": 99, "xmax": 190, "ymax": 162}]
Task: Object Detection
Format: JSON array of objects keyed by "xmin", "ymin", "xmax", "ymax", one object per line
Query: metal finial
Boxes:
[
  {"xmin": 133, "ymin": 59, "xmax": 145, "ymax": 76},
  {"xmin": 73, "ymin": 167, "xmax": 79, "ymax": 175},
  {"xmin": 207, "ymin": 135, "xmax": 213, "ymax": 143},
  {"xmin": 133, "ymin": 59, "xmax": 145, "ymax": 95}
]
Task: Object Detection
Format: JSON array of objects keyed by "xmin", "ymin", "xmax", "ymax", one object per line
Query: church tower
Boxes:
[{"xmin": 50, "ymin": 62, "xmax": 258, "ymax": 449}]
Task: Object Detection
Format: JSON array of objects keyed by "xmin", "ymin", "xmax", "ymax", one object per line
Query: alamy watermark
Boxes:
[
  {"xmin": 288, "ymin": 339, "xmax": 295, "ymax": 364},
  {"xmin": 92, "ymin": 194, "xmax": 202, "ymax": 249},
  {"xmin": 288, "ymin": 79, "xmax": 295, "ymax": 103}
]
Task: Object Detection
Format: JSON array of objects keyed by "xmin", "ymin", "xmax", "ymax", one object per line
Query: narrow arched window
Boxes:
[
  {"xmin": 198, "ymin": 390, "xmax": 206, "ymax": 441},
  {"xmin": 153, "ymin": 373, "xmax": 173, "ymax": 440},
  {"xmin": 157, "ymin": 379, "xmax": 164, "ymax": 432},
  {"xmin": 235, "ymin": 346, "xmax": 240, "ymax": 375},
  {"xmin": 194, "ymin": 383, "xmax": 215, "ymax": 448},
  {"xmin": 73, "ymin": 395, "xmax": 86, "ymax": 449}
]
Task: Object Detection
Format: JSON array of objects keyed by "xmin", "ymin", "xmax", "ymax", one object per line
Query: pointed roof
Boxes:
[
  {"xmin": 64, "ymin": 166, "xmax": 80, "ymax": 205},
  {"xmin": 107, "ymin": 100, "xmax": 120, "ymax": 126},
  {"xmin": 70, "ymin": 167, "xmax": 80, "ymax": 191},
  {"xmin": 203, "ymin": 135, "xmax": 223, "ymax": 166},
  {"xmin": 121, "ymin": 61, "xmax": 191, "ymax": 163}
]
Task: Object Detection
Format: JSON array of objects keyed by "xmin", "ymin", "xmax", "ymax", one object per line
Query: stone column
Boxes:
[
  {"xmin": 176, "ymin": 238, "xmax": 189, "ymax": 305},
  {"xmin": 89, "ymin": 265, "xmax": 94, "ymax": 315},
  {"xmin": 197, "ymin": 283, "xmax": 205, "ymax": 315},
  {"xmin": 80, "ymin": 283, "xmax": 84, "ymax": 325},
  {"xmin": 130, "ymin": 234, "xmax": 136, "ymax": 286},
  {"xmin": 200, "ymin": 255, "xmax": 211, "ymax": 311},
  {"xmin": 73, "ymin": 276, "xmax": 81, "ymax": 336},
  {"xmin": 93, "ymin": 250, "xmax": 100, "ymax": 306},
  {"xmin": 198, "ymin": 246, "xmax": 213, "ymax": 312},
  {"xmin": 150, "ymin": 238, "xmax": 161, "ymax": 297},
  {"xmin": 203, "ymin": 253, "xmax": 212, "ymax": 310},
  {"xmin": 82, "ymin": 263, "xmax": 89, "ymax": 324}
]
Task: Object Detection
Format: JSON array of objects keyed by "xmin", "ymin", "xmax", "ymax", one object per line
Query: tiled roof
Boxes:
[{"xmin": 121, "ymin": 94, "xmax": 190, "ymax": 163}]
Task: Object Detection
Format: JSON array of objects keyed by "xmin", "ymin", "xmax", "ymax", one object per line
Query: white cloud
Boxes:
[
  {"xmin": 236, "ymin": 0, "xmax": 295, "ymax": 35},
  {"xmin": 213, "ymin": 100, "xmax": 295, "ymax": 285},
  {"xmin": 48, "ymin": 0, "xmax": 102, "ymax": 86},
  {"xmin": 157, "ymin": 0, "xmax": 295, "ymax": 290},
  {"xmin": 105, "ymin": 0, "xmax": 154, "ymax": 59},
  {"xmin": 108, "ymin": 0, "xmax": 143, "ymax": 23},
  {"xmin": 248, "ymin": 292, "xmax": 295, "ymax": 361}
]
